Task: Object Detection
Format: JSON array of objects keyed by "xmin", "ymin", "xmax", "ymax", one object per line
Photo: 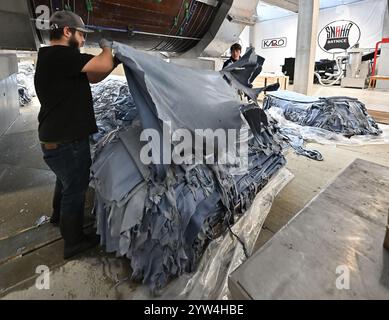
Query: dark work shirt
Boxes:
[
  {"xmin": 222, "ymin": 57, "xmax": 239, "ymax": 69},
  {"xmin": 34, "ymin": 45, "xmax": 97, "ymax": 142}
]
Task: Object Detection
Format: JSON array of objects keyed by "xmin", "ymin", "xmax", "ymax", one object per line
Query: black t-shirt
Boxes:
[
  {"xmin": 34, "ymin": 45, "xmax": 98, "ymax": 142},
  {"xmin": 222, "ymin": 57, "xmax": 241, "ymax": 69}
]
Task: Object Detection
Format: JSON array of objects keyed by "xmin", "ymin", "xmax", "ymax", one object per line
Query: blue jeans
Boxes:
[{"xmin": 41, "ymin": 138, "xmax": 91, "ymax": 244}]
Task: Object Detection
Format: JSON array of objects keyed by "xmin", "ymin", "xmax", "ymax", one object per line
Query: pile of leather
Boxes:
[
  {"xmin": 91, "ymin": 78, "xmax": 137, "ymax": 144},
  {"xmin": 263, "ymin": 91, "xmax": 382, "ymax": 161},
  {"xmin": 263, "ymin": 91, "xmax": 381, "ymax": 137},
  {"xmin": 90, "ymin": 44, "xmax": 286, "ymax": 293}
]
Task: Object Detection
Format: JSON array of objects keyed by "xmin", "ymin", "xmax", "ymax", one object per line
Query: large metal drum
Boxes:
[{"xmin": 29, "ymin": 0, "xmax": 221, "ymax": 52}]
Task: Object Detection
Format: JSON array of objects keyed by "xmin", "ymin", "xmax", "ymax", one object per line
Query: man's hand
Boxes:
[{"xmin": 99, "ymin": 38, "xmax": 113, "ymax": 49}]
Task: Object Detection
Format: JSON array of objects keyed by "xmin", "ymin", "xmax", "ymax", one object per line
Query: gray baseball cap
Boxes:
[{"xmin": 50, "ymin": 10, "xmax": 94, "ymax": 34}]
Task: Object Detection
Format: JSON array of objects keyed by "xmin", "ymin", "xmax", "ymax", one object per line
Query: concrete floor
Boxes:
[
  {"xmin": 231, "ymin": 158, "xmax": 389, "ymax": 299},
  {"xmin": 0, "ymin": 99, "xmax": 54, "ymax": 239},
  {"xmin": 1, "ymin": 85, "xmax": 389, "ymax": 299}
]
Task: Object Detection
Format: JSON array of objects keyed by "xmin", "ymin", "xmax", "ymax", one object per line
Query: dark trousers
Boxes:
[
  {"xmin": 41, "ymin": 138, "xmax": 91, "ymax": 245},
  {"xmin": 52, "ymin": 178, "xmax": 62, "ymax": 216}
]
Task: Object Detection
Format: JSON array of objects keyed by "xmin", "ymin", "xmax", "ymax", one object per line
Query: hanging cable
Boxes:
[
  {"xmin": 314, "ymin": 56, "xmax": 345, "ymax": 86},
  {"xmin": 64, "ymin": 0, "xmax": 71, "ymax": 11},
  {"xmin": 85, "ymin": 0, "xmax": 93, "ymax": 42},
  {"xmin": 150, "ymin": 0, "xmax": 186, "ymax": 51}
]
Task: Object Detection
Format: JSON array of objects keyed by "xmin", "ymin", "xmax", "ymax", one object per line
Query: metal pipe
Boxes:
[
  {"xmin": 85, "ymin": 24, "xmax": 202, "ymax": 40},
  {"xmin": 29, "ymin": 20, "xmax": 202, "ymax": 41},
  {"xmin": 84, "ymin": 24, "xmax": 127, "ymax": 33},
  {"xmin": 84, "ymin": 24, "xmax": 202, "ymax": 41}
]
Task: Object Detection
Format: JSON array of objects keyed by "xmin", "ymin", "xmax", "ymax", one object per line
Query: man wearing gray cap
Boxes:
[{"xmin": 34, "ymin": 10, "xmax": 120, "ymax": 259}]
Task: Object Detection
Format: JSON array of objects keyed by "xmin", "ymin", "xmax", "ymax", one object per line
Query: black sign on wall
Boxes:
[
  {"xmin": 318, "ymin": 20, "xmax": 361, "ymax": 53},
  {"xmin": 262, "ymin": 37, "xmax": 287, "ymax": 49}
]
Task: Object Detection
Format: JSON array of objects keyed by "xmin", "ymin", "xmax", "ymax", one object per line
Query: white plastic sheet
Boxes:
[{"xmin": 17, "ymin": 61, "xmax": 36, "ymax": 97}]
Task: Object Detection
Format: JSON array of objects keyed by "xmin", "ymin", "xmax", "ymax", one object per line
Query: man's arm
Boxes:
[
  {"xmin": 82, "ymin": 48, "xmax": 113, "ymax": 74},
  {"xmin": 86, "ymin": 67, "xmax": 115, "ymax": 84},
  {"xmin": 86, "ymin": 57, "xmax": 121, "ymax": 84},
  {"xmin": 82, "ymin": 39, "xmax": 116, "ymax": 83}
]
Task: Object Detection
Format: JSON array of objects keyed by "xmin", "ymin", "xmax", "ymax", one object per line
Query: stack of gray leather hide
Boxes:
[
  {"xmin": 90, "ymin": 43, "xmax": 286, "ymax": 293},
  {"xmin": 263, "ymin": 91, "xmax": 381, "ymax": 137},
  {"xmin": 91, "ymin": 78, "xmax": 137, "ymax": 144},
  {"xmin": 263, "ymin": 91, "xmax": 381, "ymax": 161}
]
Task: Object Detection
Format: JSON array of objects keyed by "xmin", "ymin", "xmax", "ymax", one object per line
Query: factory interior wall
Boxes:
[
  {"xmin": 239, "ymin": 25, "xmax": 251, "ymax": 55},
  {"xmin": 249, "ymin": 0, "xmax": 387, "ymax": 73}
]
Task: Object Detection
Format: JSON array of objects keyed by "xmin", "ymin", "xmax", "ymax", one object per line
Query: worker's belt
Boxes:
[
  {"xmin": 41, "ymin": 143, "xmax": 59, "ymax": 150},
  {"xmin": 40, "ymin": 137, "xmax": 88, "ymax": 150}
]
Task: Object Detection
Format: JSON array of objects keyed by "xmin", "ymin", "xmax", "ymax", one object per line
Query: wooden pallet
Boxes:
[
  {"xmin": 367, "ymin": 109, "xmax": 389, "ymax": 125},
  {"xmin": 369, "ymin": 75, "xmax": 389, "ymax": 89}
]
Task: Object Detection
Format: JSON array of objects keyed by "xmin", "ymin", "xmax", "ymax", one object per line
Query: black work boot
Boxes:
[
  {"xmin": 63, "ymin": 233, "xmax": 100, "ymax": 260},
  {"xmin": 60, "ymin": 214, "xmax": 99, "ymax": 259},
  {"xmin": 50, "ymin": 212, "xmax": 60, "ymax": 227}
]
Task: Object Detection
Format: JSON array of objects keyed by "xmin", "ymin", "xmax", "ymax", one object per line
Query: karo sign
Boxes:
[
  {"xmin": 262, "ymin": 37, "xmax": 287, "ymax": 49},
  {"xmin": 318, "ymin": 20, "xmax": 361, "ymax": 53}
]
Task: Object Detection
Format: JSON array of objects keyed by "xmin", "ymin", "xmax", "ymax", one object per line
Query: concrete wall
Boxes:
[
  {"xmin": 0, "ymin": 54, "xmax": 19, "ymax": 136},
  {"xmin": 239, "ymin": 26, "xmax": 251, "ymax": 54}
]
